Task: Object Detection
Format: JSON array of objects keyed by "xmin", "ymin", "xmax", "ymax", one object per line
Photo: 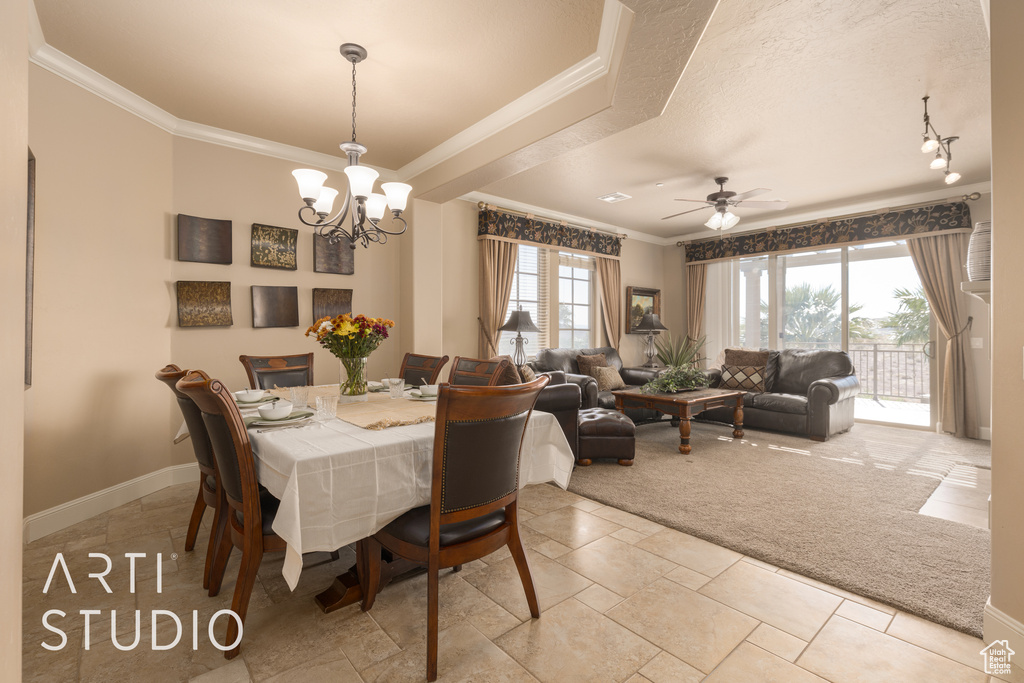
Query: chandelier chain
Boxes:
[{"xmin": 351, "ymin": 59, "xmax": 358, "ymax": 142}]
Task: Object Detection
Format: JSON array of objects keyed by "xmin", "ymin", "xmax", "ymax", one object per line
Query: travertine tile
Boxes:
[
  {"xmin": 635, "ymin": 528, "xmax": 741, "ymax": 577},
  {"xmin": 775, "ymin": 569, "xmax": 897, "ymax": 615},
  {"xmin": 532, "ymin": 538, "xmax": 572, "ymax": 559},
  {"xmin": 607, "ymin": 578, "xmax": 757, "ymax": 673},
  {"xmin": 496, "ymin": 598, "xmax": 659, "ymax": 683},
  {"xmin": 574, "ymin": 584, "xmax": 624, "ymax": 613},
  {"xmin": 663, "ymin": 565, "xmax": 712, "ymax": 591},
  {"xmin": 886, "ymin": 611, "xmax": 990, "ymax": 673},
  {"xmin": 836, "ymin": 599, "xmax": 893, "ymax": 631},
  {"xmin": 557, "ymin": 536, "xmax": 677, "ymax": 598},
  {"xmin": 524, "ymin": 507, "xmax": 621, "ymax": 550},
  {"xmin": 463, "ymin": 553, "xmax": 591, "ymax": 621},
  {"xmin": 590, "ymin": 506, "xmax": 664, "ymax": 535},
  {"xmin": 262, "ymin": 650, "xmax": 362, "ymax": 682},
  {"xmin": 741, "ymin": 556, "xmax": 779, "ymax": 572},
  {"xmin": 361, "ymin": 622, "xmax": 535, "ymax": 683},
  {"xmin": 140, "ymin": 482, "xmax": 200, "ymax": 512},
  {"xmin": 610, "ymin": 527, "xmax": 649, "ymax": 544},
  {"xmin": 705, "ymin": 641, "xmax": 827, "ymax": 682},
  {"xmin": 798, "ymin": 616, "xmax": 988, "ymax": 683},
  {"xmin": 571, "ymin": 499, "xmax": 603, "ymax": 513},
  {"xmin": 22, "ymin": 624, "xmax": 83, "ymax": 683},
  {"xmin": 624, "ymin": 676, "xmax": 654, "ymax": 683},
  {"xmin": 27, "ymin": 511, "xmax": 112, "ymax": 553},
  {"xmin": 79, "ymin": 624, "xmax": 192, "ymax": 683},
  {"xmin": 518, "ymin": 484, "xmax": 582, "ymax": 515},
  {"xmin": 638, "ymin": 651, "xmax": 703, "ymax": 683},
  {"xmin": 699, "ymin": 561, "xmax": 841, "ymax": 640},
  {"xmin": 919, "ymin": 499, "xmax": 989, "ymax": 529},
  {"xmin": 255, "ymin": 547, "xmax": 355, "ymax": 603},
  {"xmin": 106, "ymin": 504, "xmax": 193, "ymax": 544},
  {"xmin": 189, "ymin": 658, "xmax": 251, "ymax": 683},
  {"xmin": 746, "ymin": 623, "xmax": 808, "ymax": 662}
]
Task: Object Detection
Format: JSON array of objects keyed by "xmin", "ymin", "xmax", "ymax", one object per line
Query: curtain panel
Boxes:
[
  {"xmin": 478, "ymin": 238, "xmax": 519, "ymax": 358},
  {"xmin": 596, "ymin": 257, "xmax": 622, "ymax": 350},
  {"xmin": 683, "ymin": 202, "xmax": 972, "ymax": 264},
  {"xmin": 478, "ymin": 207, "xmax": 622, "ymax": 259},
  {"xmin": 685, "ymin": 262, "xmax": 707, "ymax": 359}
]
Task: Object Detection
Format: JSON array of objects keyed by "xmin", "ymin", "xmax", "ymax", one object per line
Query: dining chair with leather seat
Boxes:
[
  {"xmin": 155, "ymin": 364, "xmax": 224, "ymax": 592},
  {"xmin": 239, "ymin": 352, "xmax": 314, "ymax": 390},
  {"xmin": 447, "ymin": 356, "xmax": 510, "ymax": 386},
  {"xmin": 399, "ymin": 352, "xmax": 450, "ymax": 386},
  {"xmin": 176, "ymin": 369, "xmax": 287, "ymax": 660},
  {"xmin": 361, "ymin": 375, "xmax": 550, "ymax": 681}
]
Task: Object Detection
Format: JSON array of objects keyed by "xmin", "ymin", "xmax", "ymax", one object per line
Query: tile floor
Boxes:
[
  {"xmin": 919, "ymin": 463, "xmax": 992, "ymax": 530},
  {"xmin": 22, "ymin": 481, "xmax": 1014, "ymax": 683}
]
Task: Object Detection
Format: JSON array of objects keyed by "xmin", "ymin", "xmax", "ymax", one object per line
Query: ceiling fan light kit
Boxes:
[
  {"xmin": 918, "ymin": 95, "xmax": 960, "ymax": 184},
  {"xmin": 662, "ymin": 176, "xmax": 789, "ymax": 231},
  {"xmin": 290, "ymin": 43, "xmax": 413, "ymax": 249}
]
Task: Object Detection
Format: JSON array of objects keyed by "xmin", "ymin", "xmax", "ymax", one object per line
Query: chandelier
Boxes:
[
  {"xmin": 918, "ymin": 95, "xmax": 961, "ymax": 185},
  {"xmin": 291, "ymin": 44, "xmax": 412, "ymax": 249}
]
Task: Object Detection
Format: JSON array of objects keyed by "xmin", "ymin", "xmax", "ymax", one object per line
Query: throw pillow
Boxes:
[
  {"xmin": 720, "ymin": 364, "xmax": 767, "ymax": 392},
  {"xmin": 489, "ymin": 356, "xmax": 522, "ymax": 385},
  {"xmin": 576, "ymin": 353, "xmax": 608, "ymax": 377},
  {"xmin": 590, "ymin": 365, "xmax": 626, "ymax": 392},
  {"xmin": 519, "ymin": 365, "xmax": 537, "ymax": 382},
  {"xmin": 723, "ymin": 348, "xmax": 770, "ymax": 367}
]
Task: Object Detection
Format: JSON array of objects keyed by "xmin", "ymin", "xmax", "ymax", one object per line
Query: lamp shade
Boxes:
[
  {"xmin": 292, "ymin": 169, "xmax": 328, "ymax": 201},
  {"xmin": 705, "ymin": 212, "xmax": 724, "ymax": 230},
  {"xmin": 381, "ymin": 182, "xmax": 412, "ymax": 212},
  {"xmin": 343, "ymin": 165, "xmax": 379, "ymax": 198},
  {"xmin": 634, "ymin": 313, "xmax": 668, "ymax": 332},
  {"xmin": 721, "ymin": 211, "xmax": 740, "ymax": 230},
  {"xmin": 365, "ymin": 193, "xmax": 388, "ymax": 220},
  {"xmin": 312, "ymin": 186, "xmax": 339, "ymax": 216},
  {"xmin": 499, "ymin": 309, "xmax": 539, "ymax": 333}
]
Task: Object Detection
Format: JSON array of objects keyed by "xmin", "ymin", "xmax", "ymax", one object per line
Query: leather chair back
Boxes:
[
  {"xmin": 239, "ymin": 353, "xmax": 314, "ymax": 390},
  {"xmin": 400, "ymin": 353, "xmax": 450, "ymax": 386},
  {"xmin": 156, "ymin": 364, "xmax": 217, "ymax": 474},
  {"xmin": 448, "ymin": 356, "xmax": 510, "ymax": 386},
  {"xmin": 532, "ymin": 346, "xmax": 624, "ymax": 374},
  {"xmin": 773, "ymin": 349, "xmax": 855, "ymax": 396}
]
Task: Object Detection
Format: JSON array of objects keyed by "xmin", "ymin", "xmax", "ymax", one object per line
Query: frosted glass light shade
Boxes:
[
  {"xmin": 381, "ymin": 182, "xmax": 412, "ymax": 212},
  {"xmin": 929, "ymin": 153, "xmax": 946, "ymax": 170},
  {"xmin": 313, "ymin": 187, "xmax": 339, "ymax": 216},
  {"xmin": 721, "ymin": 211, "xmax": 740, "ymax": 230},
  {"xmin": 293, "ymin": 169, "xmax": 328, "ymax": 201},
  {"xmin": 343, "ymin": 165, "xmax": 379, "ymax": 198},
  {"xmin": 705, "ymin": 212, "xmax": 724, "ymax": 230},
  {"xmin": 944, "ymin": 171, "xmax": 961, "ymax": 185},
  {"xmin": 921, "ymin": 137, "xmax": 939, "ymax": 153},
  {"xmin": 365, "ymin": 193, "xmax": 388, "ymax": 220}
]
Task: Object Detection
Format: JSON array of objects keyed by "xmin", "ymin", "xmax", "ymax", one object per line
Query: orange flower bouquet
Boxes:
[{"xmin": 306, "ymin": 314, "xmax": 395, "ymax": 397}]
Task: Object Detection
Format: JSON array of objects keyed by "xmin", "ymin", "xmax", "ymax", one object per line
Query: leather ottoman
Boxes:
[{"xmin": 577, "ymin": 408, "xmax": 636, "ymax": 466}]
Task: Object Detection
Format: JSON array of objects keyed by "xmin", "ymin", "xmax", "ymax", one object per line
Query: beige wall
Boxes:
[
  {"xmin": 25, "ymin": 66, "xmax": 174, "ymax": 515},
  {"xmin": 988, "ymin": 0, "xmax": 1024, "ymax": 647},
  {"xmin": 618, "ymin": 238, "xmax": 673, "ymax": 366},
  {"xmin": 2, "ymin": 0, "xmax": 28, "ymax": 673}
]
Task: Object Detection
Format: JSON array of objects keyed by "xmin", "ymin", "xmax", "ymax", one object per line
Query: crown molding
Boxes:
[
  {"xmin": 395, "ymin": 0, "xmax": 629, "ymax": 182},
  {"xmin": 28, "ymin": 0, "xmax": 45, "ymax": 55}
]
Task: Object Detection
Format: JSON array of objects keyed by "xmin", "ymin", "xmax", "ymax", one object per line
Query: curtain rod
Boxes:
[
  {"xmin": 478, "ymin": 202, "xmax": 627, "ymax": 240},
  {"xmin": 675, "ymin": 192, "xmax": 981, "ymax": 247}
]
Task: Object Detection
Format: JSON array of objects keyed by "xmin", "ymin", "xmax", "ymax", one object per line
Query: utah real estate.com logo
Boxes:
[{"xmin": 981, "ymin": 640, "xmax": 1015, "ymax": 676}]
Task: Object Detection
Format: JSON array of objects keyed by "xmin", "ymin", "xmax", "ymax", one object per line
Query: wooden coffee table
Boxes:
[{"xmin": 612, "ymin": 387, "xmax": 745, "ymax": 454}]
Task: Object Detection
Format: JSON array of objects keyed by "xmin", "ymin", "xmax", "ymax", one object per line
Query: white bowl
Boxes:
[
  {"xmin": 258, "ymin": 400, "xmax": 292, "ymax": 420},
  {"xmin": 235, "ymin": 389, "xmax": 266, "ymax": 402},
  {"xmin": 420, "ymin": 384, "xmax": 439, "ymax": 397}
]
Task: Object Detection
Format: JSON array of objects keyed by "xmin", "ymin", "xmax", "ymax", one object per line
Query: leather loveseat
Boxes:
[
  {"xmin": 528, "ymin": 346, "xmax": 664, "ymax": 424},
  {"xmin": 699, "ymin": 348, "xmax": 860, "ymax": 441},
  {"xmin": 532, "ymin": 371, "xmax": 583, "ymax": 459}
]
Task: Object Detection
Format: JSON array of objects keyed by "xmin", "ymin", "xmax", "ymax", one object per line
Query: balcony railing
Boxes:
[{"xmin": 782, "ymin": 341, "xmax": 930, "ymax": 403}]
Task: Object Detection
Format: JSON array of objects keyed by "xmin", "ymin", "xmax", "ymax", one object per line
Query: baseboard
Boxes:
[
  {"xmin": 980, "ymin": 426, "xmax": 992, "ymax": 441},
  {"xmin": 23, "ymin": 462, "xmax": 199, "ymax": 544},
  {"xmin": 984, "ymin": 598, "xmax": 1024, "ymax": 675}
]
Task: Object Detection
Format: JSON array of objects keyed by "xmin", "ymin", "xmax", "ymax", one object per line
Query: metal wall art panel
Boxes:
[
  {"xmin": 312, "ymin": 288, "xmax": 353, "ymax": 323},
  {"xmin": 313, "ymin": 234, "xmax": 355, "ymax": 274},
  {"xmin": 177, "ymin": 214, "xmax": 232, "ymax": 264},
  {"xmin": 251, "ymin": 223, "xmax": 298, "ymax": 270},
  {"xmin": 176, "ymin": 281, "xmax": 233, "ymax": 327},
  {"xmin": 252, "ymin": 285, "xmax": 299, "ymax": 328}
]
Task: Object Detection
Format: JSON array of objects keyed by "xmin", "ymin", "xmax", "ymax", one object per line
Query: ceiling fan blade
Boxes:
[
  {"xmin": 673, "ymin": 198, "xmax": 714, "ymax": 204},
  {"xmin": 730, "ymin": 187, "xmax": 771, "ymax": 201},
  {"xmin": 661, "ymin": 206, "xmax": 711, "ymax": 220},
  {"xmin": 734, "ymin": 200, "xmax": 789, "ymax": 210}
]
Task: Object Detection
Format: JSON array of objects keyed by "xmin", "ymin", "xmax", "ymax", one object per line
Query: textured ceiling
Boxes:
[
  {"xmin": 481, "ymin": 0, "xmax": 992, "ymax": 238},
  {"xmin": 34, "ymin": 0, "xmax": 604, "ymax": 170}
]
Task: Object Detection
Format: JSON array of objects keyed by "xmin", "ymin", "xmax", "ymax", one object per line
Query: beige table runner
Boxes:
[{"xmin": 271, "ymin": 385, "xmax": 436, "ymax": 430}]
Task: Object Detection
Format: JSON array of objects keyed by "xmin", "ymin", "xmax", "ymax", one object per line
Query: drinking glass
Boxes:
[
  {"xmin": 315, "ymin": 395, "xmax": 338, "ymax": 421},
  {"xmin": 387, "ymin": 377, "xmax": 405, "ymax": 399},
  {"xmin": 289, "ymin": 385, "xmax": 309, "ymax": 408}
]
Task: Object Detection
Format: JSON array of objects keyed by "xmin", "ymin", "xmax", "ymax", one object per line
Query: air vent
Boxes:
[{"xmin": 597, "ymin": 192, "xmax": 632, "ymax": 203}]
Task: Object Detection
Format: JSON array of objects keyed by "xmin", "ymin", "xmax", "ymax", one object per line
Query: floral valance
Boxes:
[
  {"xmin": 478, "ymin": 207, "xmax": 622, "ymax": 258},
  {"xmin": 684, "ymin": 201, "xmax": 972, "ymax": 264}
]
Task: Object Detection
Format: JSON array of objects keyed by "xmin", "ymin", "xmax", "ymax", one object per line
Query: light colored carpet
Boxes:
[{"xmin": 567, "ymin": 421, "xmax": 991, "ymax": 636}]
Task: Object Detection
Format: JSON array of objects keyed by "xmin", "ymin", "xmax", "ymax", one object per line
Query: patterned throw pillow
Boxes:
[
  {"xmin": 488, "ymin": 356, "xmax": 522, "ymax": 385},
  {"xmin": 720, "ymin": 365, "xmax": 766, "ymax": 392},
  {"xmin": 576, "ymin": 353, "xmax": 608, "ymax": 377},
  {"xmin": 519, "ymin": 365, "xmax": 537, "ymax": 382},
  {"xmin": 590, "ymin": 365, "xmax": 626, "ymax": 392}
]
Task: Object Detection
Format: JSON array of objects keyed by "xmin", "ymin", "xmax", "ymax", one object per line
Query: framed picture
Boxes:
[
  {"xmin": 176, "ymin": 281, "xmax": 233, "ymax": 327},
  {"xmin": 626, "ymin": 286, "xmax": 660, "ymax": 334},
  {"xmin": 251, "ymin": 223, "xmax": 298, "ymax": 270},
  {"xmin": 313, "ymin": 234, "xmax": 355, "ymax": 274},
  {"xmin": 177, "ymin": 214, "xmax": 232, "ymax": 264},
  {"xmin": 312, "ymin": 288, "xmax": 353, "ymax": 323},
  {"xmin": 251, "ymin": 285, "xmax": 299, "ymax": 328}
]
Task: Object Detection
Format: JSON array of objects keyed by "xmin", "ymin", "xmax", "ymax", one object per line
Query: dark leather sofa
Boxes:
[
  {"xmin": 699, "ymin": 348, "xmax": 860, "ymax": 441},
  {"xmin": 532, "ymin": 371, "xmax": 583, "ymax": 459},
  {"xmin": 528, "ymin": 346, "xmax": 664, "ymax": 423}
]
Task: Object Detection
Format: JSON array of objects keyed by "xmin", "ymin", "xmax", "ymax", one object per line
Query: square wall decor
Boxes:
[
  {"xmin": 313, "ymin": 234, "xmax": 355, "ymax": 274},
  {"xmin": 177, "ymin": 214, "xmax": 232, "ymax": 264},
  {"xmin": 251, "ymin": 223, "xmax": 298, "ymax": 270},
  {"xmin": 312, "ymin": 288, "xmax": 353, "ymax": 323},
  {"xmin": 176, "ymin": 281, "xmax": 232, "ymax": 327},
  {"xmin": 626, "ymin": 286, "xmax": 660, "ymax": 334},
  {"xmin": 251, "ymin": 285, "xmax": 299, "ymax": 328}
]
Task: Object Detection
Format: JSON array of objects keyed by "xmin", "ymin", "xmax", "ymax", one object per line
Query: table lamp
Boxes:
[
  {"xmin": 634, "ymin": 312, "xmax": 668, "ymax": 368},
  {"xmin": 498, "ymin": 308, "xmax": 539, "ymax": 367}
]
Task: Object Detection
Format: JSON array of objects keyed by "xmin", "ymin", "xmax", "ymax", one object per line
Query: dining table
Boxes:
[{"xmin": 240, "ymin": 383, "xmax": 575, "ymax": 612}]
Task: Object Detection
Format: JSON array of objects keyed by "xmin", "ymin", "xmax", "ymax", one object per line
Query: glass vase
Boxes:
[{"xmin": 338, "ymin": 356, "xmax": 369, "ymax": 402}]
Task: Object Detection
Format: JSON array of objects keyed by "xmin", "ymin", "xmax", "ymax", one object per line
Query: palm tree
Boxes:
[
  {"xmin": 779, "ymin": 283, "xmax": 872, "ymax": 345},
  {"xmin": 881, "ymin": 286, "xmax": 930, "ymax": 346}
]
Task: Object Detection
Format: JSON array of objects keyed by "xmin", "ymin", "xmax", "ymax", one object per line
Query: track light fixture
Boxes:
[{"xmin": 918, "ymin": 96, "xmax": 960, "ymax": 184}]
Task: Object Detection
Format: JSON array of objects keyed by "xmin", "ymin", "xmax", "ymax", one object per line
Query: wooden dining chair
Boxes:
[
  {"xmin": 239, "ymin": 353, "xmax": 314, "ymax": 390},
  {"xmin": 447, "ymin": 356, "xmax": 510, "ymax": 386},
  {"xmin": 399, "ymin": 353, "xmax": 450, "ymax": 386},
  {"xmin": 361, "ymin": 375, "xmax": 551, "ymax": 681},
  {"xmin": 176, "ymin": 369, "xmax": 287, "ymax": 660},
  {"xmin": 155, "ymin": 364, "xmax": 223, "ymax": 592}
]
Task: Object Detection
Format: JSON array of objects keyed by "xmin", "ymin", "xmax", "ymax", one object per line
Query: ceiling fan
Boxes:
[{"xmin": 661, "ymin": 176, "xmax": 789, "ymax": 230}]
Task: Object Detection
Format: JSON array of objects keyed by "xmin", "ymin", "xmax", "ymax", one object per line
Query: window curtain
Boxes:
[
  {"xmin": 907, "ymin": 233, "xmax": 979, "ymax": 439},
  {"xmin": 686, "ymin": 262, "xmax": 707, "ymax": 343},
  {"xmin": 478, "ymin": 238, "xmax": 518, "ymax": 358},
  {"xmin": 596, "ymin": 257, "xmax": 622, "ymax": 350}
]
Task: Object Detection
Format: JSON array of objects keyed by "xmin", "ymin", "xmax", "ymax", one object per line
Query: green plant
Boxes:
[
  {"xmin": 641, "ymin": 365, "xmax": 709, "ymax": 394},
  {"xmin": 654, "ymin": 334, "xmax": 705, "ymax": 368},
  {"xmin": 881, "ymin": 286, "xmax": 930, "ymax": 346}
]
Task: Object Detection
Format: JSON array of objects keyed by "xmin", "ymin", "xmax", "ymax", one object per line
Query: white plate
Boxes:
[
  {"xmin": 248, "ymin": 410, "xmax": 315, "ymax": 427},
  {"xmin": 234, "ymin": 395, "xmax": 278, "ymax": 405},
  {"xmin": 407, "ymin": 394, "xmax": 437, "ymax": 402}
]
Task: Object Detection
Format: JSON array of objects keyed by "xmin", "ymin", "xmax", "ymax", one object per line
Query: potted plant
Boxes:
[{"xmin": 642, "ymin": 334, "xmax": 709, "ymax": 394}]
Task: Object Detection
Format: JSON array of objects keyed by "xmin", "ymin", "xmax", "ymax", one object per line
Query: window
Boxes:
[
  {"xmin": 500, "ymin": 245, "xmax": 548, "ymax": 353},
  {"xmin": 558, "ymin": 253, "xmax": 595, "ymax": 349}
]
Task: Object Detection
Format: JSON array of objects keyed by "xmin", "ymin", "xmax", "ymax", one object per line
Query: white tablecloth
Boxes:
[{"xmin": 249, "ymin": 411, "xmax": 574, "ymax": 590}]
